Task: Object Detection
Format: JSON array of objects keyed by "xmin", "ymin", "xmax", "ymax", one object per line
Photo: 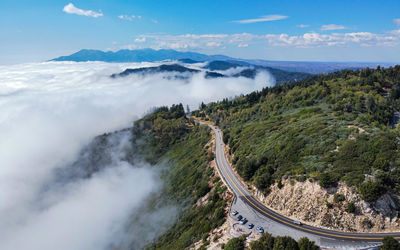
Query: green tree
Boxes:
[
  {"xmin": 224, "ymin": 236, "xmax": 245, "ymax": 250},
  {"xmin": 273, "ymin": 236, "xmax": 299, "ymax": 250},
  {"xmin": 359, "ymin": 181, "xmax": 386, "ymax": 202},
  {"xmin": 250, "ymin": 233, "xmax": 275, "ymax": 250},
  {"xmin": 381, "ymin": 236, "xmax": 400, "ymax": 250},
  {"xmin": 298, "ymin": 237, "xmax": 319, "ymax": 250},
  {"xmin": 319, "ymin": 173, "xmax": 336, "ymax": 188}
]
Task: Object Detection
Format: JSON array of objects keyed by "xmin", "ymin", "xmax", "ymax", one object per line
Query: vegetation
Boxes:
[
  {"xmin": 129, "ymin": 104, "xmax": 227, "ymax": 249},
  {"xmin": 347, "ymin": 201, "xmax": 356, "ymax": 213},
  {"xmin": 249, "ymin": 233, "xmax": 318, "ymax": 250},
  {"xmin": 194, "ymin": 66, "xmax": 400, "ymax": 202},
  {"xmin": 381, "ymin": 236, "xmax": 400, "ymax": 250},
  {"xmin": 224, "ymin": 236, "xmax": 246, "ymax": 250}
]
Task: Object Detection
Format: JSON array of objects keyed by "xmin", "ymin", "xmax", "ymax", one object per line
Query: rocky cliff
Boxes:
[{"xmin": 252, "ymin": 179, "xmax": 400, "ymax": 233}]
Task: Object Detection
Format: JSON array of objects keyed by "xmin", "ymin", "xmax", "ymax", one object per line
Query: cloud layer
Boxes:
[
  {"xmin": 63, "ymin": 3, "xmax": 103, "ymax": 18},
  {"xmin": 0, "ymin": 61, "xmax": 273, "ymax": 250}
]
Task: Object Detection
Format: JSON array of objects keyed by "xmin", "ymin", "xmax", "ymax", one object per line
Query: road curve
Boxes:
[{"xmin": 203, "ymin": 122, "xmax": 400, "ymax": 243}]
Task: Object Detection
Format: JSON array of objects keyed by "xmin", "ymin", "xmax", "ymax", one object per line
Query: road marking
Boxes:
[{"xmin": 212, "ymin": 128, "xmax": 400, "ymax": 241}]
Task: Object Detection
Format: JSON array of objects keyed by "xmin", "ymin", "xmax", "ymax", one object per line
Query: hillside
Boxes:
[
  {"xmin": 107, "ymin": 105, "xmax": 229, "ymax": 249},
  {"xmin": 193, "ymin": 66, "xmax": 400, "ymax": 232},
  {"xmin": 110, "ymin": 61, "xmax": 310, "ymax": 85}
]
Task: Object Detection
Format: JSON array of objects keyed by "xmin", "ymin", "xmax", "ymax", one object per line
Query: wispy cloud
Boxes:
[
  {"xmin": 320, "ymin": 24, "xmax": 346, "ymax": 31},
  {"xmin": 296, "ymin": 24, "xmax": 310, "ymax": 28},
  {"xmin": 394, "ymin": 19, "xmax": 400, "ymax": 27},
  {"xmin": 63, "ymin": 3, "xmax": 103, "ymax": 18},
  {"xmin": 134, "ymin": 37, "xmax": 146, "ymax": 43},
  {"xmin": 118, "ymin": 15, "xmax": 141, "ymax": 21},
  {"xmin": 233, "ymin": 15, "xmax": 288, "ymax": 24}
]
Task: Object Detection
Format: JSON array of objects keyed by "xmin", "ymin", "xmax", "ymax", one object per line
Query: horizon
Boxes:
[
  {"xmin": 60, "ymin": 48, "xmax": 400, "ymax": 64},
  {"xmin": 1, "ymin": 0, "xmax": 400, "ymax": 65}
]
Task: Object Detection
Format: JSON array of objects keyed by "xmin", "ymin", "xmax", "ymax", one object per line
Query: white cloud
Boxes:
[
  {"xmin": 321, "ymin": 24, "xmax": 346, "ymax": 31},
  {"xmin": 0, "ymin": 61, "xmax": 274, "ymax": 250},
  {"xmin": 394, "ymin": 19, "xmax": 400, "ymax": 27},
  {"xmin": 134, "ymin": 36, "xmax": 146, "ymax": 43},
  {"xmin": 296, "ymin": 24, "xmax": 310, "ymax": 28},
  {"xmin": 63, "ymin": 3, "xmax": 103, "ymax": 18},
  {"xmin": 206, "ymin": 41, "xmax": 222, "ymax": 47},
  {"xmin": 152, "ymin": 19, "xmax": 158, "ymax": 24},
  {"xmin": 118, "ymin": 15, "xmax": 141, "ymax": 21},
  {"xmin": 127, "ymin": 29, "xmax": 400, "ymax": 50},
  {"xmin": 234, "ymin": 14, "xmax": 288, "ymax": 24}
]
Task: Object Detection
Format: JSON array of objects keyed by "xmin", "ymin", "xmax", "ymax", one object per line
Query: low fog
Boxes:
[{"xmin": 0, "ymin": 61, "xmax": 274, "ymax": 250}]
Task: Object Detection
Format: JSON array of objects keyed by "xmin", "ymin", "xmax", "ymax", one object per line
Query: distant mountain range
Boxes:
[
  {"xmin": 51, "ymin": 48, "xmax": 395, "ymax": 74},
  {"xmin": 110, "ymin": 61, "xmax": 311, "ymax": 84}
]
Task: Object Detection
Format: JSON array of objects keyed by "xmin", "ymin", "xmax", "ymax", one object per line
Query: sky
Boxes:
[{"xmin": 1, "ymin": 0, "xmax": 400, "ymax": 64}]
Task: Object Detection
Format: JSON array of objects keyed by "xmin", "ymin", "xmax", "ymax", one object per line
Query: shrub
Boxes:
[
  {"xmin": 319, "ymin": 173, "xmax": 337, "ymax": 188},
  {"xmin": 359, "ymin": 181, "xmax": 386, "ymax": 202},
  {"xmin": 347, "ymin": 201, "xmax": 356, "ymax": 213},
  {"xmin": 333, "ymin": 193, "xmax": 345, "ymax": 203},
  {"xmin": 297, "ymin": 237, "xmax": 319, "ymax": 250},
  {"xmin": 224, "ymin": 236, "xmax": 245, "ymax": 250},
  {"xmin": 273, "ymin": 236, "xmax": 299, "ymax": 250},
  {"xmin": 277, "ymin": 179, "xmax": 284, "ymax": 189},
  {"xmin": 381, "ymin": 236, "xmax": 400, "ymax": 250}
]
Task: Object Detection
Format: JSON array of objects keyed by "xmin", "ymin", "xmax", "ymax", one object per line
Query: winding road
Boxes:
[{"xmin": 202, "ymin": 122, "xmax": 400, "ymax": 245}]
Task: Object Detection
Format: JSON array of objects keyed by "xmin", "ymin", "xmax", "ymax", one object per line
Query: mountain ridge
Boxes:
[{"xmin": 51, "ymin": 48, "xmax": 395, "ymax": 74}]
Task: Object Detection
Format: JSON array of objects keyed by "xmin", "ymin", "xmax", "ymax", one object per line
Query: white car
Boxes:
[{"xmin": 294, "ymin": 220, "xmax": 302, "ymax": 225}]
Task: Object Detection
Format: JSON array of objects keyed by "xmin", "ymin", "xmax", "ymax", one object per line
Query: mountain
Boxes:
[
  {"xmin": 111, "ymin": 64, "xmax": 200, "ymax": 78},
  {"xmin": 203, "ymin": 60, "xmax": 310, "ymax": 84},
  {"xmin": 110, "ymin": 61, "xmax": 311, "ymax": 84},
  {"xmin": 52, "ymin": 49, "xmax": 231, "ymax": 63},
  {"xmin": 192, "ymin": 65, "xmax": 400, "ymax": 233},
  {"xmin": 51, "ymin": 49, "xmax": 395, "ymax": 74}
]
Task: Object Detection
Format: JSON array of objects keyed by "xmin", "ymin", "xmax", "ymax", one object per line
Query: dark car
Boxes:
[
  {"xmin": 236, "ymin": 215, "xmax": 243, "ymax": 221},
  {"xmin": 240, "ymin": 218, "xmax": 247, "ymax": 225},
  {"xmin": 258, "ymin": 226, "xmax": 264, "ymax": 233},
  {"xmin": 248, "ymin": 223, "xmax": 254, "ymax": 229}
]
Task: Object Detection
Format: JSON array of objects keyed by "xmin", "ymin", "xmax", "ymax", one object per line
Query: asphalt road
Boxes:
[{"xmin": 204, "ymin": 123, "xmax": 400, "ymax": 244}]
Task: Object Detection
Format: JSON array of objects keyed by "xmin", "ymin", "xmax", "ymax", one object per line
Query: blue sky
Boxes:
[{"xmin": 1, "ymin": 0, "xmax": 400, "ymax": 64}]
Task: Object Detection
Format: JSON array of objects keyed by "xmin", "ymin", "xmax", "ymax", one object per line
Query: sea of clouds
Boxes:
[{"xmin": 0, "ymin": 61, "xmax": 274, "ymax": 250}]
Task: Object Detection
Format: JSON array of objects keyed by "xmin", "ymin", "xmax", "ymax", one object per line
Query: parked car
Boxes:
[
  {"xmin": 236, "ymin": 215, "xmax": 243, "ymax": 221},
  {"xmin": 231, "ymin": 210, "xmax": 238, "ymax": 216},
  {"xmin": 248, "ymin": 223, "xmax": 254, "ymax": 229},
  {"xmin": 257, "ymin": 226, "xmax": 264, "ymax": 233},
  {"xmin": 240, "ymin": 218, "xmax": 247, "ymax": 225}
]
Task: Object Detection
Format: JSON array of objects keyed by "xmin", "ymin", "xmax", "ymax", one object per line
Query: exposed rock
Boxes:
[{"xmin": 252, "ymin": 179, "xmax": 400, "ymax": 233}]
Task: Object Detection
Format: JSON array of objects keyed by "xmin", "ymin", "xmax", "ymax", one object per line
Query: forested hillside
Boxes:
[
  {"xmin": 126, "ymin": 104, "xmax": 228, "ymax": 249},
  {"xmin": 194, "ymin": 66, "xmax": 400, "ymax": 202}
]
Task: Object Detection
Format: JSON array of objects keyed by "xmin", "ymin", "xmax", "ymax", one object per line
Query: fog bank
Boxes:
[{"xmin": 0, "ymin": 61, "xmax": 274, "ymax": 249}]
